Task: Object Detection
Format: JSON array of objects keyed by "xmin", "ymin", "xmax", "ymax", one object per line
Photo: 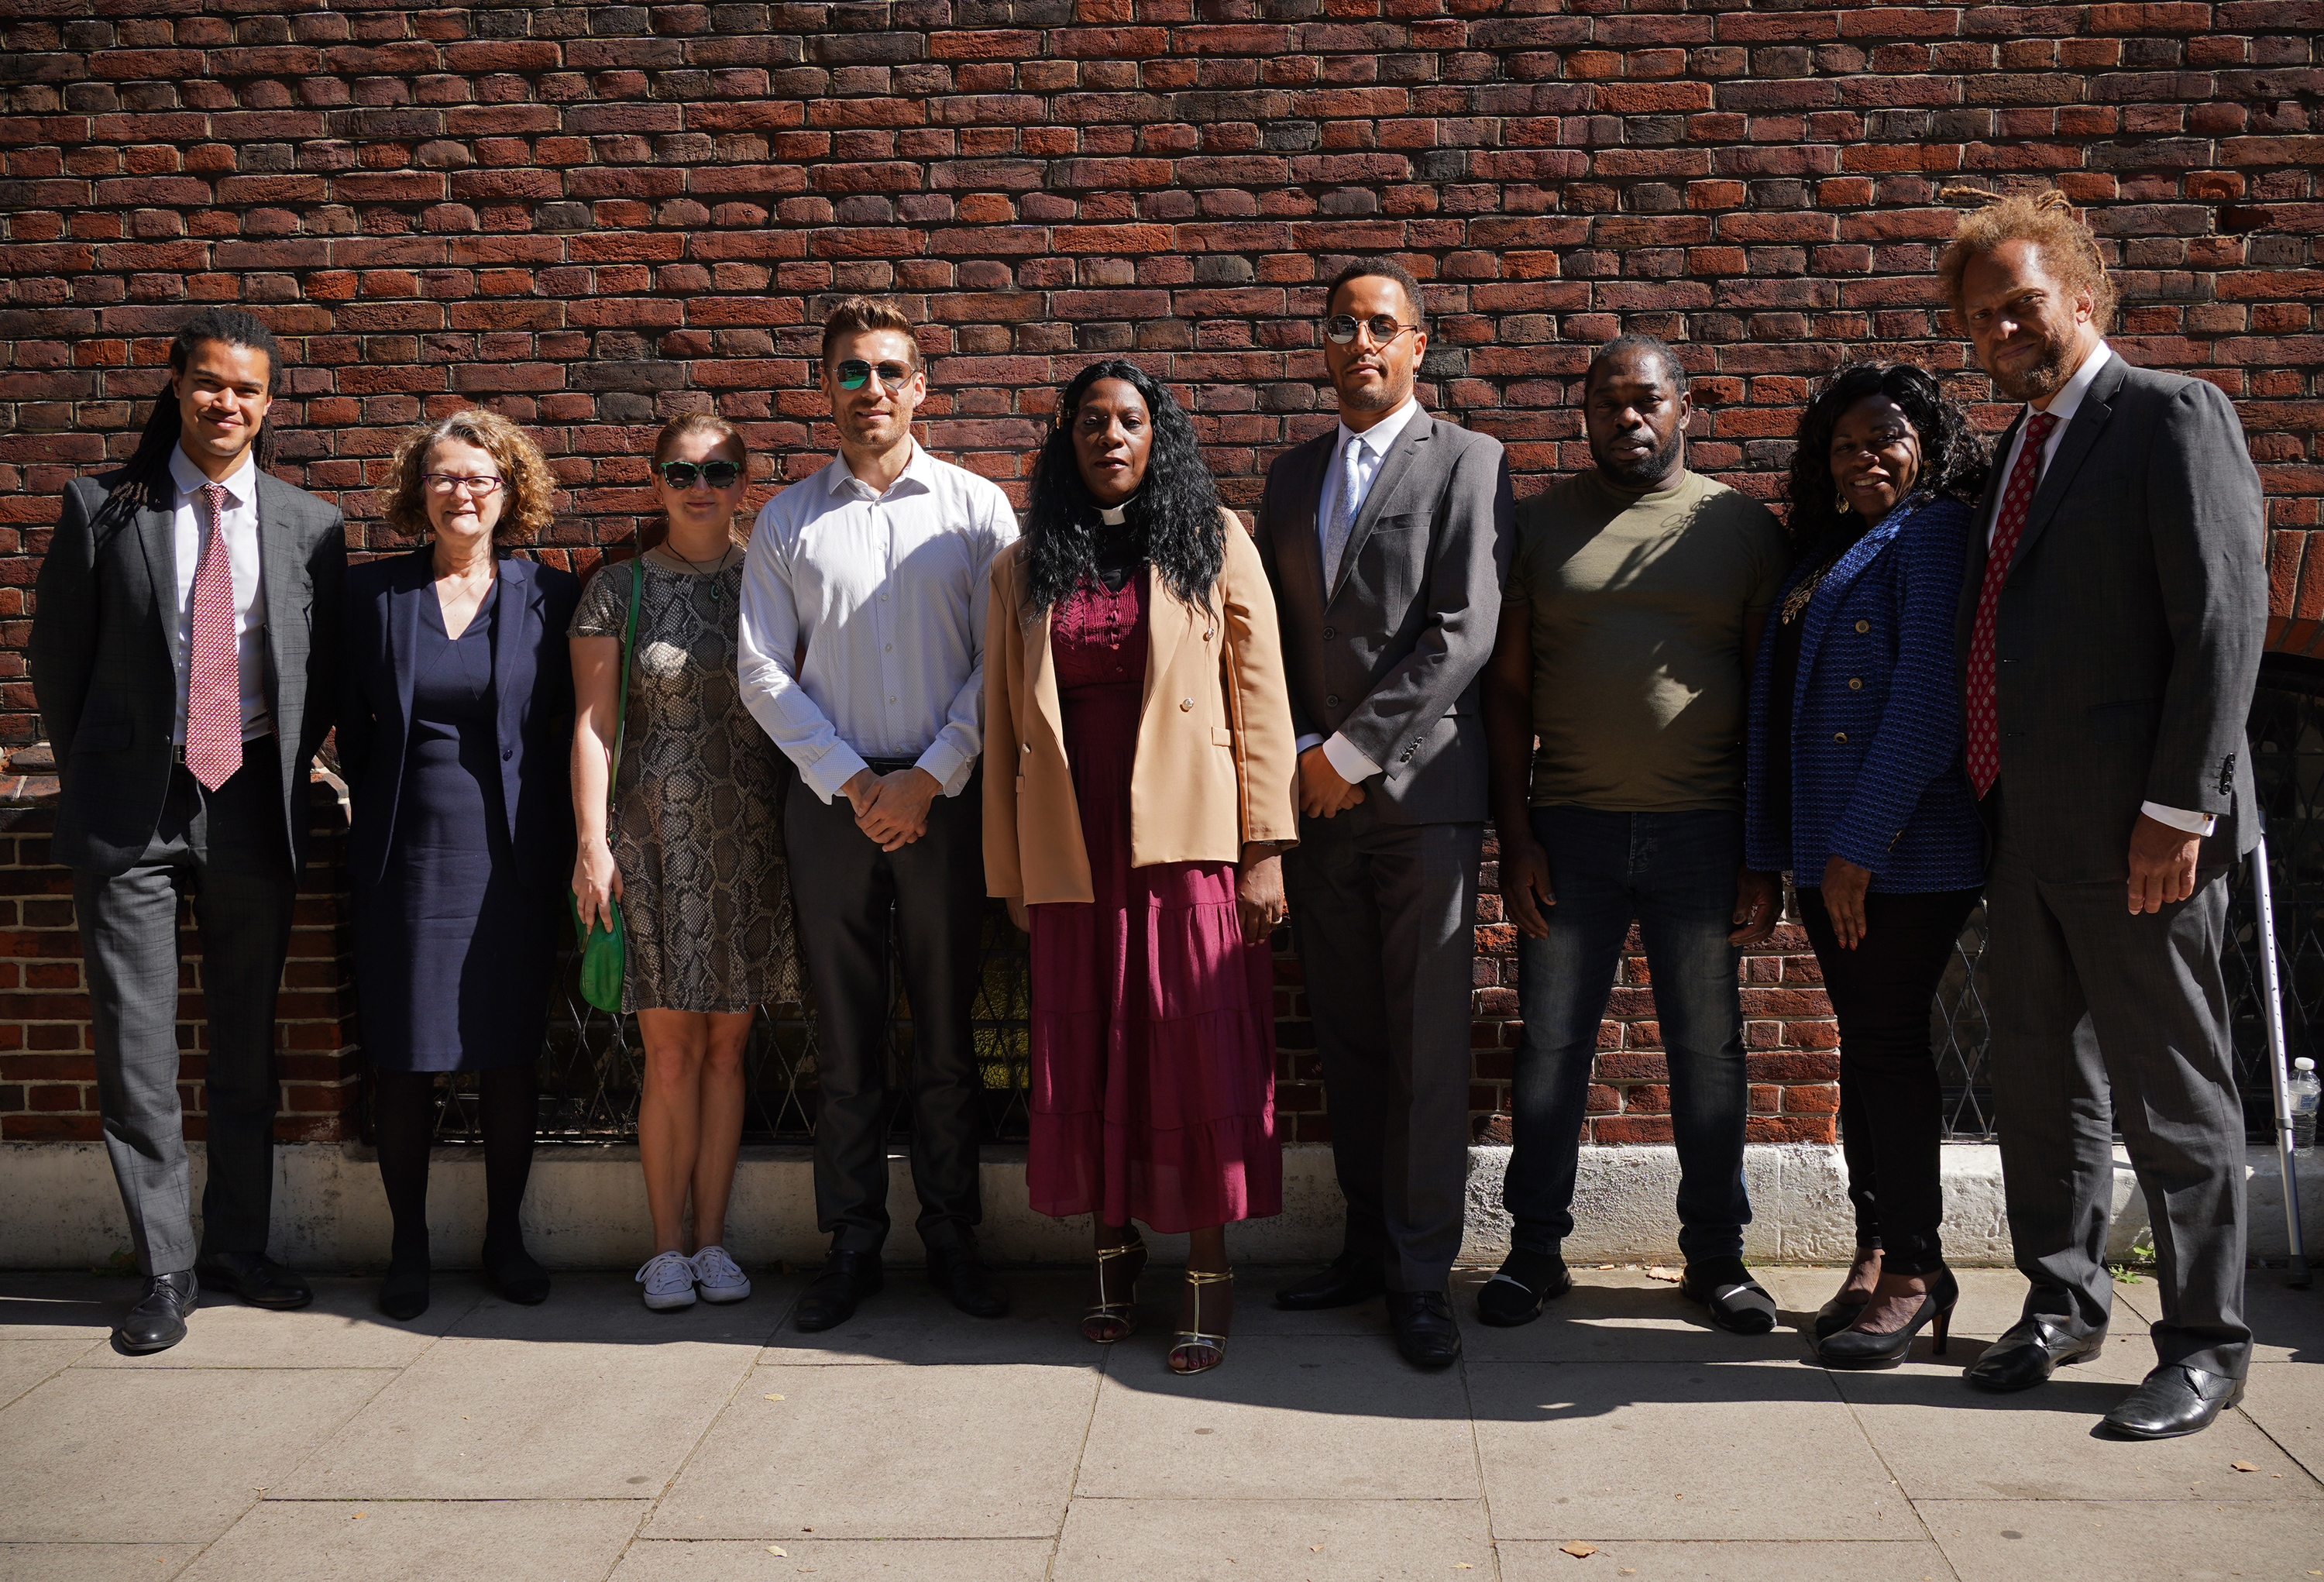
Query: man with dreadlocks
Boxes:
[
  {"xmin": 1939, "ymin": 187, "xmax": 2267, "ymax": 1439},
  {"xmin": 31, "ymin": 307, "xmax": 346, "ymax": 1353}
]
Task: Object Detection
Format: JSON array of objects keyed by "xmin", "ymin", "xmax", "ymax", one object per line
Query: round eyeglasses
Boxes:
[{"xmin": 1323, "ymin": 314, "xmax": 1421, "ymax": 347}]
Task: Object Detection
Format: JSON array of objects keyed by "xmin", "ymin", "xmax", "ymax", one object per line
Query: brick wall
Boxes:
[{"xmin": 2, "ymin": 1, "xmax": 2318, "ymax": 1150}]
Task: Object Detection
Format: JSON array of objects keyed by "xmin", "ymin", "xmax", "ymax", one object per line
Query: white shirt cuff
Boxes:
[
  {"xmin": 915, "ymin": 741, "xmax": 971, "ymax": 797},
  {"xmin": 1322, "ymin": 732, "xmax": 1382, "ymax": 785},
  {"xmin": 2140, "ymin": 800, "xmax": 2217, "ymax": 837},
  {"xmin": 803, "ymin": 744, "xmax": 871, "ymax": 804}
]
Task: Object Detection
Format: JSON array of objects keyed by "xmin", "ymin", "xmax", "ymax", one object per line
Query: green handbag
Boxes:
[{"xmin": 571, "ymin": 558, "xmax": 641, "ymax": 1013}]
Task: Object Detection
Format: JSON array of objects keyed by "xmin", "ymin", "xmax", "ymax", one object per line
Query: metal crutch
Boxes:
[{"xmin": 2249, "ymin": 828, "xmax": 2312, "ymax": 1288}]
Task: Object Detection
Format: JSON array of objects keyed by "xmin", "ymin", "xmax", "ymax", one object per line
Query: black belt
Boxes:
[
  {"xmin": 861, "ymin": 756, "xmax": 923, "ymax": 775},
  {"xmin": 172, "ymin": 733, "xmax": 276, "ymax": 765}
]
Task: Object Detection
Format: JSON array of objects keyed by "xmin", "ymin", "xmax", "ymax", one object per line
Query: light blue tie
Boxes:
[{"xmin": 1322, "ymin": 434, "xmax": 1364, "ymax": 590}]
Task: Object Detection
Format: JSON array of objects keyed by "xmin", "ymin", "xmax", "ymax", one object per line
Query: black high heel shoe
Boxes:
[
  {"xmin": 1816, "ymin": 1268, "xmax": 1958, "ymax": 1367},
  {"xmin": 1813, "ymin": 1248, "xmax": 1880, "ymax": 1340}
]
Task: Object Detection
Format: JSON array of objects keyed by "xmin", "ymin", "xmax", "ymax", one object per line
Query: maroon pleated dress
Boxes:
[{"xmin": 1024, "ymin": 573, "xmax": 1282, "ymax": 1234}]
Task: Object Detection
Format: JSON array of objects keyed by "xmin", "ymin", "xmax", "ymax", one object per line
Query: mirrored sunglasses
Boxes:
[
  {"xmin": 658, "ymin": 459, "xmax": 742, "ymax": 488},
  {"xmin": 1323, "ymin": 313, "xmax": 1420, "ymax": 346},
  {"xmin": 834, "ymin": 358, "xmax": 915, "ymax": 392}
]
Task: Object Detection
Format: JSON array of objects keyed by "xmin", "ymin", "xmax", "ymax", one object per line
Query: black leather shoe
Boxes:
[
  {"xmin": 115, "ymin": 1271, "xmax": 200, "ymax": 1354},
  {"xmin": 1962, "ymin": 1314, "xmax": 2105, "ymax": 1392},
  {"xmin": 793, "ymin": 1250, "xmax": 884, "ymax": 1333},
  {"xmin": 378, "ymin": 1242, "xmax": 431, "ymax": 1322},
  {"xmin": 1387, "ymin": 1290, "xmax": 1463, "ymax": 1370},
  {"xmin": 1815, "ymin": 1269, "xmax": 1959, "ymax": 1368},
  {"xmin": 194, "ymin": 1251, "xmax": 312, "ymax": 1311},
  {"xmin": 1476, "ymin": 1249, "xmax": 1573, "ymax": 1328},
  {"xmin": 927, "ymin": 1243, "xmax": 1009, "ymax": 1319},
  {"xmin": 1679, "ymin": 1259, "xmax": 1777, "ymax": 1336},
  {"xmin": 483, "ymin": 1234, "xmax": 552, "ymax": 1306},
  {"xmin": 2100, "ymin": 1363, "xmax": 2247, "ymax": 1439},
  {"xmin": 1274, "ymin": 1253, "xmax": 1385, "ymax": 1312}
]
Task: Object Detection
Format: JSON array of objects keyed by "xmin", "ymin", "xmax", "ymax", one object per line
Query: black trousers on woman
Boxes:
[{"xmin": 1795, "ymin": 886, "xmax": 1981, "ymax": 1278}]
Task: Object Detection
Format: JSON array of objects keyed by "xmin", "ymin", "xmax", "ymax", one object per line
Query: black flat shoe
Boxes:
[
  {"xmin": 378, "ymin": 1243, "xmax": 431, "ymax": 1322},
  {"xmin": 2100, "ymin": 1364, "xmax": 2246, "ymax": 1439},
  {"xmin": 1387, "ymin": 1289, "xmax": 1463, "ymax": 1370},
  {"xmin": 1816, "ymin": 1270, "xmax": 1958, "ymax": 1367},
  {"xmin": 115, "ymin": 1271, "xmax": 200, "ymax": 1354},
  {"xmin": 1476, "ymin": 1249, "xmax": 1573, "ymax": 1327},
  {"xmin": 1679, "ymin": 1259, "xmax": 1777, "ymax": 1336},
  {"xmin": 483, "ymin": 1235, "xmax": 551, "ymax": 1306},
  {"xmin": 194, "ymin": 1251, "xmax": 312, "ymax": 1311},
  {"xmin": 927, "ymin": 1242, "xmax": 1009, "ymax": 1319},
  {"xmin": 1962, "ymin": 1314, "xmax": 2105, "ymax": 1392},
  {"xmin": 794, "ymin": 1249, "xmax": 884, "ymax": 1333},
  {"xmin": 1275, "ymin": 1253, "xmax": 1384, "ymax": 1312}
]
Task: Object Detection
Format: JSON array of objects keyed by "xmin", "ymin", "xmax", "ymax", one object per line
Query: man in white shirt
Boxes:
[{"xmin": 737, "ymin": 297, "xmax": 1018, "ymax": 1332}]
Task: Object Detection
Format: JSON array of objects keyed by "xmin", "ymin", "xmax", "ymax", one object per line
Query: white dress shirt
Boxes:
[
  {"xmin": 1989, "ymin": 342, "xmax": 2209, "ymax": 836},
  {"xmin": 1298, "ymin": 397, "xmax": 1425, "ymax": 785},
  {"xmin": 166, "ymin": 445, "xmax": 271, "ymax": 744},
  {"xmin": 737, "ymin": 444, "xmax": 1018, "ymax": 803}
]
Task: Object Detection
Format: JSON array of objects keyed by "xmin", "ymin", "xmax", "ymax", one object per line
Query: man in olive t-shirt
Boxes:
[{"xmin": 1477, "ymin": 334, "xmax": 1791, "ymax": 1334}]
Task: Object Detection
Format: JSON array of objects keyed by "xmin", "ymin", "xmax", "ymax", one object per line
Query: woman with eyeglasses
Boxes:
[
  {"xmin": 985, "ymin": 361, "xmax": 1300, "ymax": 1374},
  {"xmin": 571, "ymin": 413, "xmax": 803, "ymax": 1312},
  {"xmin": 342, "ymin": 409, "xmax": 581, "ymax": 1319}
]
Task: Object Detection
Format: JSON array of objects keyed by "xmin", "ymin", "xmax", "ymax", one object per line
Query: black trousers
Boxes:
[
  {"xmin": 71, "ymin": 747, "xmax": 297, "ymax": 1276},
  {"xmin": 1795, "ymin": 884, "xmax": 1981, "ymax": 1279},
  {"xmin": 784, "ymin": 772, "xmax": 985, "ymax": 1253}
]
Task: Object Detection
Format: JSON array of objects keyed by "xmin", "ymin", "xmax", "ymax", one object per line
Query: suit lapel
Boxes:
[
  {"xmin": 253, "ymin": 473, "xmax": 303, "ymax": 741},
  {"xmin": 130, "ymin": 476, "xmax": 181, "ymax": 677},
  {"xmin": 1795, "ymin": 506, "xmax": 1906, "ymax": 694},
  {"xmin": 1329, "ymin": 414, "xmax": 1432, "ymax": 607},
  {"xmin": 492, "ymin": 555, "xmax": 538, "ymax": 844},
  {"xmin": 2006, "ymin": 353, "xmax": 2126, "ymax": 578},
  {"xmin": 1137, "ymin": 562, "xmax": 1187, "ymax": 722},
  {"xmin": 1274, "ymin": 433, "xmax": 1333, "ymax": 614},
  {"xmin": 391, "ymin": 546, "xmax": 428, "ymax": 747}
]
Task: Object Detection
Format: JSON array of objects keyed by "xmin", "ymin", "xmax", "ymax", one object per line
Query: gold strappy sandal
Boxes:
[
  {"xmin": 1167, "ymin": 1268, "xmax": 1235, "ymax": 1375},
  {"xmin": 1081, "ymin": 1236, "xmax": 1148, "ymax": 1344}
]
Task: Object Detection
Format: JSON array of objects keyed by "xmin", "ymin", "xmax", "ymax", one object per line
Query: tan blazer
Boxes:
[{"xmin": 985, "ymin": 517, "xmax": 1299, "ymax": 906}]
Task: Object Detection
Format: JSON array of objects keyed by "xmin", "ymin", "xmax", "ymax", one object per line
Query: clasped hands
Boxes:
[
  {"xmin": 843, "ymin": 765, "xmax": 940, "ymax": 852},
  {"xmin": 1500, "ymin": 828, "xmax": 1779, "ymax": 948}
]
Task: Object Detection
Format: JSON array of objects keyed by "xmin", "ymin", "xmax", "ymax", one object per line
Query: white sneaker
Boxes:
[
  {"xmin": 636, "ymin": 1250, "xmax": 697, "ymax": 1311},
  {"xmin": 690, "ymin": 1245, "xmax": 751, "ymax": 1304}
]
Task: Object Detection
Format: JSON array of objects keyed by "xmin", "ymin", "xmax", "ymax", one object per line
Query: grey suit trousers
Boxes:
[
  {"xmin": 73, "ymin": 750, "xmax": 297, "ymax": 1277},
  {"xmin": 1285, "ymin": 801, "xmax": 1482, "ymax": 1293},
  {"xmin": 1985, "ymin": 789, "xmax": 2251, "ymax": 1377}
]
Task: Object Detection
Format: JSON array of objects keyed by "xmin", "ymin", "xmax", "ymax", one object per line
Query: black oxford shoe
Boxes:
[
  {"xmin": 1387, "ymin": 1290, "xmax": 1463, "ymax": 1370},
  {"xmin": 1274, "ymin": 1253, "xmax": 1385, "ymax": 1312},
  {"xmin": 927, "ymin": 1243, "xmax": 1009, "ymax": 1319},
  {"xmin": 193, "ymin": 1251, "xmax": 313, "ymax": 1311},
  {"xmin": 115, "ymin": 1271, "xmax": 200, "ymax": 1354},
  {"xmin": 1962, "ymin": 1314, "xmax": 2105, "ymax": 1392},
  {"xmin": 793, "ymin": 1250, "xmax": 884, "ymax": 1333},
  {"xmin": 2100, "ymin": 1364, "xmax": 2246, "ymax": 1439}
]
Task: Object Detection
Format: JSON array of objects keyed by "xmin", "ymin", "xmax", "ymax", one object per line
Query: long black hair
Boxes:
[
  {"xmin": 1020, "ymin": 360, "xmax": 1226, "ymax": 618},
  {"xmin": 1786, "ymin": 361, "xmax": 1987, "ymax": 554},
  {"xmin": 114, "ymin": 308, "xmax": 284, "ymax": 504}
]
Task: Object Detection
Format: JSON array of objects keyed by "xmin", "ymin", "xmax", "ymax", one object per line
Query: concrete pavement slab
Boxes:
[
  {"xmin": 1472, "ymin": 1360, "xmax": 1913, "ymax": 1540},
  {"xmin": 1073, "ymin": 1336, "xmax": 1479, "ymax": 1502},
  {"xmin": 177, "ymin": 1499, "xmax": 642, "ymax": 1582},
  {"xmin": 1921, "ymin": 1498, "xmax": 2324, "ymax": 1581},
  {"xmin": 0, "ymin": 1543, "xmax": 205, "ymax": 1580},
  {"xmin": 759, "ymin": 1272, "xmax": 1102, "ymax": 1365},
  {"xmin": 646, "ymin": 1362, "xmax": 1097, "ymax": 1539},
  {"xmin": 1452, "ymin": 1269, "xmax": 1809, "ymax": 1364},
  {"xmin": 77, "ymin": 1277, "xmax": 480, "ymax": 1370},
  {"xmin": 0, "ymin": 1275, "xmax": 135, "ymax": 1340},
  {"xmin": 1497, "ymin": 1539, "xmax": 1954, "ymax": 1580},
  {"xmin": 2237, "ymin": 1361, "xmax": 2324, "ymax": 1482},
  {"xmin": 442, "ymin": 1271, "xmax": 794, "ymax": 1346},
  {"xmin": 0, "ymin": 1368, "xmax": 391, "ymax": 1542},
  {"xmin": 2113, "ymin": 1269, "xmax": 2324, "ymax": 1365},
  {"xmin": 0, "ymin": 1340, "xmax": 98, "ymax": 1407},
  {"xmin": 612, "ymin": 1539, "xmax": 1054, "ymax": 1580},
  {"xmin": 1051, "ymin": 1497, "xmax": 1492, "ymax": 1580}
]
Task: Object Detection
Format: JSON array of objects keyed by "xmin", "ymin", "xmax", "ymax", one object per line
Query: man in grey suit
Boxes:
[
  {"xmin": 1941, "ymin": 192, "xmax": 2267, "ymax": 1437},
  {"xmin": 1253, "ymin": 257, "xmax": 1515, "ymax": 1369},
  {"xmin": 32, "ymin": 308, "xmax": 346, "ymax": 1354}
]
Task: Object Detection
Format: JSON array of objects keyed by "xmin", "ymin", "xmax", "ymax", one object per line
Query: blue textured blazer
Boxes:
[{"xmin": 1745, "ymin": 494, "xmax": 1985, "ymax": 893}]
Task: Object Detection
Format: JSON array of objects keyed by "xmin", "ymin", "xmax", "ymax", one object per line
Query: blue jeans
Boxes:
[{"xmin": 1504, "ymin": 806, "xmax": 1753, "ymax": 1263}]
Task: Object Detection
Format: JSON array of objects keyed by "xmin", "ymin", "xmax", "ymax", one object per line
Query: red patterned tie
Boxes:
[
  {"xmin": 184, "ymin": 482, "xmax": 243, "ymax": 790},
  {"xmin": 1964, "ymin": 409, "xmax": 2058, "ymax": 797}
]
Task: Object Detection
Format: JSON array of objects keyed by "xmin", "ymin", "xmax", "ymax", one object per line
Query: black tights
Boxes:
[{"xmin": 372, "ymin": 1067, "xmax": 538, "ymax": 1261}]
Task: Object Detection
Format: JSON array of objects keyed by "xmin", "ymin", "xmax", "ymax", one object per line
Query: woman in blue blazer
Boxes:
[
  {"xmin": 342, "ymin": 410, "xmax": 580, "ymax": 1320},
  {"xmin": 1746, "ymin": 363, "xmax": 1989, "ymax": 1367}
]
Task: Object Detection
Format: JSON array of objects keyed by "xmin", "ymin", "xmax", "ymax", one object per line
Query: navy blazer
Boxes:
[
  {"xmin": 1745, "ymin": 494, "xmax": 1985, "ymax": 893},
  {"xmin": 339, "ymin": 547, "xmax": 581, "ymax": 893}
]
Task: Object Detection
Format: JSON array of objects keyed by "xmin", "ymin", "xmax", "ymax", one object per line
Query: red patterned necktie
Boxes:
[
  {"xmin": 184, "ymin": 481, "xmax": 243, "ymax": 790},
  {"xmin": 1964, "ymin": 409, "xmax": 2058, "ymax": 797}
]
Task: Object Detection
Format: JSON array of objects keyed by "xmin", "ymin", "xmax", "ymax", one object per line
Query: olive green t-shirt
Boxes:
[{"xmin": 1507, "ymin": 468, "xmax": 1789, "ymax": 810}]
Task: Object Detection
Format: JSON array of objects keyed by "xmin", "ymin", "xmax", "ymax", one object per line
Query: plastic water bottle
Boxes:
[{"xmin": 2292, "ymin": 1057, "xmax": 2320, "ymax": 1157}]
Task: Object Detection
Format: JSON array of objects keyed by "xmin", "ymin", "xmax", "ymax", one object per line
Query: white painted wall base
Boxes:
[{"xmin": 4, "ymin": 1140, "xmax": 2317, "ymax": 1272}]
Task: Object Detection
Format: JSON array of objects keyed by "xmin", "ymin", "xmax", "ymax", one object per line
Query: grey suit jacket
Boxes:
[
  {"xmin": 1955, "ymin": 353, "xmax": 2267, "ymax": 883},
  {"xmin": 1253, "ymin": 412, "xmax": 1516, "ymax": 824},
  {"xmin": 31, "ymin": 465, "xmax": 348, "ymax": 875}
]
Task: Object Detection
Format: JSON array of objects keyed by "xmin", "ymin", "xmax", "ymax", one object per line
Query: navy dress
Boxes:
[{"xmin": 354, "ymin": 583, "xmax": 552, "ymax": 1071}]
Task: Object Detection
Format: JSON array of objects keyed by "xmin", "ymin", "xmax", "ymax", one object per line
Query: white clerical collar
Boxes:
[
  {"xmin": 1097, "ymin": 500, "xmax": 1133, "ymax": 526},
  {"xmin": 169, "ymin": 443, "xmax": 257, "ymax": 507},
  {"xmin": 1336, "ymin": 397, "xmax": 1423, "ymax": 459},
  {"xmin": 2030, "ymin": 339, "xmax": 2111, "ymax": 423}
]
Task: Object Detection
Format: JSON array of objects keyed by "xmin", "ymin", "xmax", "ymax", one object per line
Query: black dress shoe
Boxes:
[
  {"xmin": 1815, "ymin": 1269, "xmax": 1958, "ymax": 1368},
  {"xmin": 1476, "ymin": 1249, "xmax": 1573, "ymax": 1327},
  {"xmin": 1274, "ymin": 1253, "xmax": 1385, "ymax": 1312},
  {"xmin": 378, "ymin": 1242, "xmax": 431, "ymax": 1322},
  {"xmin": 2100, "ymin": 1364, "xmax": 2247, "ymax": 1439},
  {"xmin": 793, "ymin": 1250, "xmax": 884, "ymax": 1333},
  {"xmin": 1387, "ymin": 1290, "xmax": 1463, "ymax": 1370},
  {"xmin": 194, "ymin": 1251, "xmax": 312, "ymax": 1311},
  {"xmin": 483, "ymin": 1234, "xmax": 552, "ymax": 1306},
  {"xmin": 115, "ymin": 1271, "xmax": 200, "ymax": 1354},
  {"xmin": 1961, "ymin": 1314, "xmax": 2105, "ymax": 1392},
  {"xmin": 1679, "ymin": 1258, "xmax": 1777, "ymax": 1336},
  {"xmin": 1813, "ymin": 1295, "xmax": 1871, "ymax": 1341},
  {"xmin": 927, "ymin": 1243, "xmax": 1009, "ymax": 1319}
]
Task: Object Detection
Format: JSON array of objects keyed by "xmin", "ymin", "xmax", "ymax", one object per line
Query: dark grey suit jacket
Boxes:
[
  {"xmin": 1956, "ymin": 352, "xmax": 2267, "ymax": 883},
  {"xmin": 1253, "ymin": 412, "xmax": 1516, "ymax": 824},
  {"xmin": 31, "ymin": 465, "xmax": 348, "ymax": 875}
]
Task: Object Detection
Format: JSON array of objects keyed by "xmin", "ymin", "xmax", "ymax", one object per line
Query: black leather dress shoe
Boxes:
[
  {"xmin": 794, "ymin": 1250, "xmax": 884, "ymax": 1333},
  {"xmin": 1962, "ymin": 1314, "xmax": 2105, "ymax": 1392},
  {"xmin": 927, "ymin": 1243, "xmax": 1009, "ymax": 1319},
  {"xmin": 1387, "ymin": 1290, "xmax": 1463, "ymax": 1370},
  {"xmin": 115, "ymin": 1271, "xmax": 200, "ymax": 1354},
  {"xmin": 1476, "ymin": 1249, "xmax": 1573, "ymax": 1327},
  {"xmin": 2100, "ymin": 1363, "xmax": 2246, "ymax": 1439},
  {"xmin": 194, "ymin": 1251, "xmax": 313, "ymax": 1311},
  {"xmin": 1274, "ymin": 1254, "xmax": 1385, "ymax": 1312}
]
